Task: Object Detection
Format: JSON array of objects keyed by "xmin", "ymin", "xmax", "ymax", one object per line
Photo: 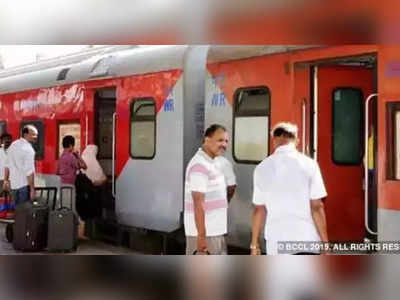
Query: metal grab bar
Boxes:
[
  {"xmin": 313, "ymin": 66, "xmax": 318, "ymax": 160},
  {"xmin": 85, "ymin": 114, "xmax": 89, "ymax": 147},
  {"xmin": 112, "ymin": 112, "xmax": 117, "ymax": 197},
  {"xmin": 364, "ymin": 93, "xmax": 378, "ymax": 236},
  {"xmin": 302, "ymin": 98, "xmax": 307, "ymax": 154}
]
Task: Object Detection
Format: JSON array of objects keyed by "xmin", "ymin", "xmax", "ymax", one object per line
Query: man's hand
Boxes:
[
  {"xmin": 196, "ymin": 236, "xmax": 208, "ymax": 254},
  {"xmin": 3, "ymin": 180, "xmax": 10, "ymax": 192}
]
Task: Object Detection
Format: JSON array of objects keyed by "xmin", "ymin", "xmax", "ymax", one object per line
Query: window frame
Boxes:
[
  {"xmin": 56, "ymin": 119, "xmax": 82, "ymax": 159},
  {"xmin": 386, "ymin": 102, "xmax": 400, "ymax": 180},
  {"xmin": 20, "ymin": 120, "xmax": 45, "ymax": 161},
  {"xmin": 331, "ymin": 87, "xmax": 364, "ymax": 166},
  {"xmin": 232, "ymin": 86, "xmax": 271, "ymax": 165},
  {"xmin": 129, "ymin": 97, "xmax": 157, "ymax": 160}
]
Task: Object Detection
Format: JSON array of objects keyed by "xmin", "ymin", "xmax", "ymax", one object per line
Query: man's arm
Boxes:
[
  {"xmin": 227, "ymin": 185, "xmax": 236, "ymax": 203},
  {"xmin": 310, "ymin": 199, "xmax": 328, "ymax": 243},
  {"xmin": 251, "ymin": 205, "xmax": 266, "ymax": 255},
  {"xmin": 27, "ymin": 173, "xmax": 35, "ymax": 201},
  {"xmin": 23, "ymin": 151, "xmax": 36, "ymax": 201},
  {"xmin": 192, "ymin": 191, "xmax": 207, "ymax": 253}
]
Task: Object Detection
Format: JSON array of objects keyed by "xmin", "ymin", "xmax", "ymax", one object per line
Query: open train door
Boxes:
[{"xmin": 313, "ymin": 62, "xmax": 378, "ymax": 243}]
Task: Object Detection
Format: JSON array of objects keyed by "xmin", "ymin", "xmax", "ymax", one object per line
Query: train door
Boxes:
[
  {"xmin": 94, "ymin": 87, "xmax": 117, "ymax": 220},
  {"xmin": 313, "ymin": 61, "xmax": 377, "ymax": 242}
]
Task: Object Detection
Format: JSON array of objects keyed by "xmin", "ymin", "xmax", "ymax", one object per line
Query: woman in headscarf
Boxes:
[
  {"xmin": 76, "ymin": 145, "xmax": 107, "ymax": 239},
  {"xmin": 81, "ymin": 145, "xmax": 107, "ymax": 187}
]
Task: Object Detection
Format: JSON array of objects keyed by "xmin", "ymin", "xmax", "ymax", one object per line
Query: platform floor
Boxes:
[{"xmin": 0, "ymin": 223, "xmax": 139, "ymax": 255}]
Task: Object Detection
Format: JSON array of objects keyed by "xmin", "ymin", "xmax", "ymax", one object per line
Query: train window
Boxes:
[
  {"xmin": 387, "ymin": 102, "xmax": 400, "ymax": 180},
  {"xmin": 20, "ymin": 120, "xmax": 45, "ymax": 160},
  {"xmin": 0, "ymin": 121, "xmax": 7, "ymax": 137},
  {"xmin": 233, "ymin": 87, "xmax": 270, "ymax": 164},
  {"xmin": 130, "ymin": 98, "xmax": 156, "ymax": 159},
  {"xmin": 57, "ymin": 122, "xmax": 81, "ymax": 158},
  {"xmin": 332, "ymin": 88, "xmax": 363, "ymax": 165}
]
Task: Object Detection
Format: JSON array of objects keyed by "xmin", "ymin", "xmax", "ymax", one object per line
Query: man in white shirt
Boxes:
[
  {"xmin": 184, "ymin": 124, "xmax": 231, "ymax": 255},
  {"xmin": 4, "ymin": 125, "xmax": 38, "ymax": 207},
  {"xmin": 250, "ymin": 122, "xmax": 328, "ymax": 255},
  {"xmin": 0, "ymin": 133, "xmax": 12, "ymax": 194}
]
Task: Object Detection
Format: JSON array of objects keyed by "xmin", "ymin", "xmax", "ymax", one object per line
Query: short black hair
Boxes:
[
  {"xmin": 62, "ymin": 135, "xmax": 75, "ymax": 149},
  {"xmin": 0, "ymin": 133, "xmax": 12, "ymax": 140},
  {"xmin": 22, "ymin": 126, "xmax": 30, "ymax": 136},
  {"xmin": 272, "ymin": 127, "xmax": 296, "ymax": 139},
  {"xmin": 204, "ymin": 124, "xmax": 226, "ymax": 138}
]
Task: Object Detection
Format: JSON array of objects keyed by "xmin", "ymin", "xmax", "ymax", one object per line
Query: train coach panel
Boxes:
[
  {"xmin": 116, "ymin": 72, "xmax": 184, "ymax": 232},
  {"xmin": 205, "ymin": 53, "xmax": 294, "ymax": 248}
]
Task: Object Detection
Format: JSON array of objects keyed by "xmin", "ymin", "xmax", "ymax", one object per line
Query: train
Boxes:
[{"xmin": 0, "ymin": 45, "xmax": 399, "ymax": 252}]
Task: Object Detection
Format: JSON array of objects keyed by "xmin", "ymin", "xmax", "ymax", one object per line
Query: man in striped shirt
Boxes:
[{"xmin": 184, "ymin": 124, "xmax": 231, "ymax": 255}]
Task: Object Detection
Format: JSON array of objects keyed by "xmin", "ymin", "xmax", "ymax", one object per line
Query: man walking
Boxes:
[
  {"xmin": 251, "ymin": 122, "xmax": 328, "ymax": 255},
  {"xmin": 184, "ymin": 124, "xmax": 231, "ymax": 255},
  {"xmin": 4, "ymin": 125, "xmax": 38, "ymax": 206}
]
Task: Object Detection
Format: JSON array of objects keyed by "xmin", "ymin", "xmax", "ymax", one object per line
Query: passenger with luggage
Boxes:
[
  {"xmin": 56, "ymin": 135, "xmax": 87, "ymax": 239},
  {"xmin": 3, "ymin": 125, "xmax": 38, "ymax": 206},
  {"xmin": 56, "ymin": 136, "xmax": 87, "ymax": 211},
  {"xmin": 75, "ymin": 145, "xmax": 107, "ymax": 238}
]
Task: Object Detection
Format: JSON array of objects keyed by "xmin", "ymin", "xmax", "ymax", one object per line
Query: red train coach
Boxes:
[{"xmin": 0, "ymin": 45, "xmax": 399, "ymax": 251}]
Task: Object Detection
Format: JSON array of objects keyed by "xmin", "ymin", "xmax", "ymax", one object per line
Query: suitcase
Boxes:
[
  {"xmin": 12, "ymin": 187, "xmax": 56, "ymax": 252},
  {"xmin": 47, "ymin": 186, "xmax": 79, "ymax": 252},
  {"xmin": 13, "ymin": 199, "xmax": 49, "ymax": 251}
]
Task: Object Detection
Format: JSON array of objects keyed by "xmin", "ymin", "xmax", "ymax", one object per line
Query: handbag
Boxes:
[
  {"xmin": 0, "ymin": 191, "xmax": 15, "ymax": 219},
  {"xmin": 75, "ymin": 170, "xmax": 97, "ymax": 220}
]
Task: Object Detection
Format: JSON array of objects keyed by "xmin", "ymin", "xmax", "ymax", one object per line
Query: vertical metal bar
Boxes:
[
  {"xmin": 85, "ymin": 114, "xmax": 89, "ymax": 147},
  {"xmin": 302, "ymin": 98, "xmax": 307, "ymax": 154},
  {"xmin": 313, "ymin": 66, "xmax": 318, "ymax": 160},
  {"xmin": 112, "ymin": 113, "xmax": 117, "ymax": 197},
  {"xmin": 365, "ymin": 93, "xmax": 378, "ymax": 236}
]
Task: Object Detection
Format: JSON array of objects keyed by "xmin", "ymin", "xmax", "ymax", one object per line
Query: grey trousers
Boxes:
[{"xmin": 186, "ymin": 235, "xmax": 227, "ymax": 255}]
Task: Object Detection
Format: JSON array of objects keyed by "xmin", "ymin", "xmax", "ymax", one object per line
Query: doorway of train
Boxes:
[
  {"xmin": 300, "ymin": 54, "xmax": 378, "ymax": 244},
  {"xmin": 93, "ymin": 87, "xmax": 117, "ymax": 221}
]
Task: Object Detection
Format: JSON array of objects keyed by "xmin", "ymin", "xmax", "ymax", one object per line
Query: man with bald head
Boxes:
[{"xmin": 4, "ymin": 125, "xmax": 38, "ymax": 206}]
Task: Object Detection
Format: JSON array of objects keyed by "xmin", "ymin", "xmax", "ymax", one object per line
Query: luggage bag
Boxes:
[
  {"xmin": 47, "ymin": 186, "xmax": 79, "ymax": 252},
  {"xmin": 12, "ymin": 187, "xmax": 56, "ymax": 252}
]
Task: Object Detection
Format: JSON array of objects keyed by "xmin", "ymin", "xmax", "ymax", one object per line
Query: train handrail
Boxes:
[
  {"xmin": 313, "ymin": 66, "xmax": 318, "ymax": 160},
  {"xmin": 85, "ymin": 113, "xmax": 89, "ymax": 147},
  {"xmin": 302, "ymin": 98, "xmax": 307, "ymax": 154},
  {"xmin": 112, "ymin": 112, "xmax": 117, "ymax": 198},
  {"xmin": 364, "ymin": 93, "xmax": 378, "ymax": 236}
]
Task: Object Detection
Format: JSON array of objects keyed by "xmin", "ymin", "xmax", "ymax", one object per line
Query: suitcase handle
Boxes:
[
  {"xmin": 34, "ymin": 187, "xmax": 58, "ymax": 210},
  {"xmin": 60, "ymin": 186, "xmax": 74, "ymax": 210}
]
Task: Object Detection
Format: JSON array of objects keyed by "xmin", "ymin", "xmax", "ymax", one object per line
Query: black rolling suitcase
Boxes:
[
  {"xmin": 13, "ymin": 187, "xmax": 56, "ymax": 252},
  {"xmin": 47, "ymin": 186, "xmax": 79, "ymax": 252}
]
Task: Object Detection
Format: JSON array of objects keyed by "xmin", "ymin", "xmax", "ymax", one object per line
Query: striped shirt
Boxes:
[{"xmin": 184, "ymin": 148, "xmax": 228, "ymax": 237}]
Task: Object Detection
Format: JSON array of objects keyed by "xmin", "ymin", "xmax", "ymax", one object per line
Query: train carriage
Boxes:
[{"xmin": 0, "ymin": 45, "xmax": 399, "ymax": 251}]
